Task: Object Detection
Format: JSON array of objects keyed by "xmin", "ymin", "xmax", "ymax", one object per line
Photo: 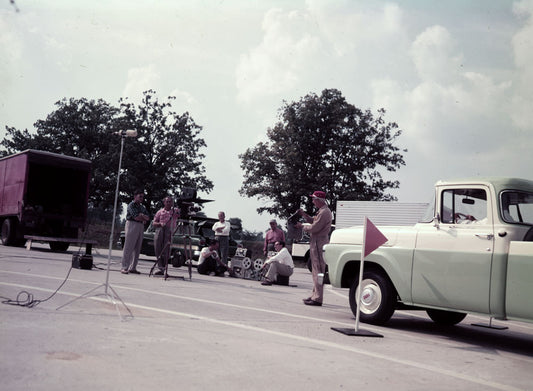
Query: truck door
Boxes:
[{"xmin": 412, "ymin": 186, "xmax": 493, "ymax": 313}]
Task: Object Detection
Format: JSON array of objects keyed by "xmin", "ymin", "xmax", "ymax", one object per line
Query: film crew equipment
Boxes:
[
  {"xmin": 57, "ymin": 129, "xmax": 137, "ymax": 320},
  {"xmin": 149, "ymin": 187, "xmax": 213, "ymax": 280},
  {"xmin": 228, "ymin": 247, "xmax": 264, "ymax": 280}
]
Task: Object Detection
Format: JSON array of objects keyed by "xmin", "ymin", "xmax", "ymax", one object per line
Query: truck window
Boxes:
[
  {"xmin": 441, "ymin": 188, "xmax": 488, "ymax": 224},
  {"xmin": 500, "ymin": 191, "xmax": 533, "ymax": 225}
]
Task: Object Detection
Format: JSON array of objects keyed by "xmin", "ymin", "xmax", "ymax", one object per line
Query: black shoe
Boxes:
[
  {"xmin": 261, "ymin": 279, "xmax": 272, "ymax": 286},
  {"xmin": 303, "ymin": 299, "xmax": 322, "ymax": 306},
  {"xmin": 154, "ymin": 271, "xmax": 164, "ymax": 276},
  {"xmin": 129, "ymin": 270, "xmax": 141, "ymax": 274}
]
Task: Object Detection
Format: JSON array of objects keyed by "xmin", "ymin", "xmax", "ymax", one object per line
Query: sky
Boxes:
[{"xmin": 1, "ymin": 0, "xmax": 532, "ymax": 233}]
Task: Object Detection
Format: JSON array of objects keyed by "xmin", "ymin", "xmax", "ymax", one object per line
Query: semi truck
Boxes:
[
  {"xmin": 0, "ymin": 150, "xmax": 92, "ymax": 251},
  {"xmin": 324, "ymin": 177, "xmax": 533, "ymax": 326}
]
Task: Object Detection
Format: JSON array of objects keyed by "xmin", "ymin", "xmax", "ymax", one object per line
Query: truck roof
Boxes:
[
  {"xmin": 0, "ymin": 149, "xmax": 91, "ymax": 170},
  {"xmin": 435, "ymin": 177, "xmax": 533, "ymax": 194}
]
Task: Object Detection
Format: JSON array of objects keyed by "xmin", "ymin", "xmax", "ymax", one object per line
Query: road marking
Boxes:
[{"xmin": 0, "ymin": 279, "xmax": 526, "ymax": 391}]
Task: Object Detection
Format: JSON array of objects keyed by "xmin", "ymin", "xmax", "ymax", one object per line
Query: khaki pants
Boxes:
[
  {"xmin": 121, "ymin": 220, "xmax": 144, "ymax": 271},
  {"xmin": 154, "ymin": 225, "xmax": 172, "ymax": 271},
  {"xmin": 309, "ymin": 235, "xmax": 328, "ymax": 303},
  {"xmin": 265, "ymin": 261, "xmax": 293, "ymax": 282}
]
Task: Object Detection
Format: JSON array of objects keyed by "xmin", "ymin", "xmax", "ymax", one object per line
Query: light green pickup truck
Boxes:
[{"xmin": 324, "ymin": 177, "xmax": 533, "ymax": 326}]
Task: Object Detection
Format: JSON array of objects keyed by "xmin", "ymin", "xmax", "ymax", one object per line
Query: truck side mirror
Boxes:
[{"xmin": 433, "ymin": 213, "xmax": 440, "ymax": 227}]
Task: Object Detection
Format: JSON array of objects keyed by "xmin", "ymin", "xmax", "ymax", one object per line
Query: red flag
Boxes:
[{"xmin": 363, "ymin": 217, "xmax": 388, "ymax": 258}]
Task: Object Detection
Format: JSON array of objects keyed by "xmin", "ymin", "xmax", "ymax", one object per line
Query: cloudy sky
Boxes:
[{"xmin": 1, "ymin": 0, "xmax": 532, "ymax": 232}]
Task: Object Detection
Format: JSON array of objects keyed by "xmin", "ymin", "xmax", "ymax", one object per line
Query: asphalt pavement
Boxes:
[{"xmin": 1, "ymin": 243, "xmax": 532, "ymax": 391}]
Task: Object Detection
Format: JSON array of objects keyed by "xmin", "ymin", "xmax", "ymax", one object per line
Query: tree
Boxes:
[
  {"xmin": 239, "ymin": 89, "xmax": 406, "ymax": 218},
  {"xmin": 1, "ymin": 91, "xmax": 213, "ymax": 214},
  {"xmin": 118, "ymin": 90, "xmax": 213, "ymax": 211}
]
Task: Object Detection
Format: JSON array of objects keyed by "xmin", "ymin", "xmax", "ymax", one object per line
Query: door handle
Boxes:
[{"xmin": 475, "ymin": 233, "xmax": 494, "ymax": 240}]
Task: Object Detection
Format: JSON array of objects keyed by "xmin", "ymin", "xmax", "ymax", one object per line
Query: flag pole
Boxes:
[
  {"xmin": 331, "ymin": 216, "xmax": 383, "ymax": 337},
  {"xmin": 353, "ymin": 217, "xmax": 368, "ymax": 332}
]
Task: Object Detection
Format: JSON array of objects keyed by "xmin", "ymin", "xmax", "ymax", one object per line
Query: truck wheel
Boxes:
[
  {"xmin": 426, "ymin": 309, "xmax": 466, "ymax": 326},
  {"xmin": 1, "ymin": 218, "xmax": 17, "ymax": 246},
  {"xmin": 49, "ymin": 242, "xmax": 70, "ymax": 252},
  {"xmin": 349, "ymin": 270, "xmax": 396, "ymax": 325}
]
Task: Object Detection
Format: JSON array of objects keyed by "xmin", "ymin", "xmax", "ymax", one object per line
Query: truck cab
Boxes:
[{"xmin": 324, "ymin": 177, "xmax": 533, "ymax": 326}]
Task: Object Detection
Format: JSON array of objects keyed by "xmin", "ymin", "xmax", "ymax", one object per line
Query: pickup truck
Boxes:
[{"xmin": 323, "ymin": 177, "xmax": 533, "ymax": 326}]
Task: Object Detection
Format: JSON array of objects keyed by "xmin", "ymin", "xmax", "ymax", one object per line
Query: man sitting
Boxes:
[
  {"xmin": 197, "ymin": 239, "xmax": 228, "ymax": 276},
  {"xmin": 261, "ymin": 241, "xmax": 294, "ymax": 286}
]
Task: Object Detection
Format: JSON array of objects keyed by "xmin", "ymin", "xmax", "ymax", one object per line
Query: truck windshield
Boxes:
[{"xmin": 500, "ymin": 191, "xmax": 533, "ymax": 225}]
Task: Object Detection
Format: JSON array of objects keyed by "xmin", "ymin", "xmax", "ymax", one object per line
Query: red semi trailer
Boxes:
[{"xmin": 0, "ymin": 150, "xmax": 91, "ymax": 251}]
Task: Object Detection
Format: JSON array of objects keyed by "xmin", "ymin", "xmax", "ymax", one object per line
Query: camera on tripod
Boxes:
[{"xmin": 176, "ymin": 187, "xmax": 202, "ymax": 219}]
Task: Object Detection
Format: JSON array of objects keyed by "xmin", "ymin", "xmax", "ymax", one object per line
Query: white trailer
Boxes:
[{"xmin": 336, "ymin": 201, "xmax": 429, "ymax": 229}]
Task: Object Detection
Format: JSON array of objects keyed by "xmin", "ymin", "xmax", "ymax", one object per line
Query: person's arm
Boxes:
[
  {"xmin": 297, "ymin": 208, "xmax": 314, "ymax": 224},
  {"xmin": 304, "ymin": 208, "xmax": 330, "ymax": 234},
  {"xmin": 152, "ymin": 210, "xmax": 162, "ymax": 227}
]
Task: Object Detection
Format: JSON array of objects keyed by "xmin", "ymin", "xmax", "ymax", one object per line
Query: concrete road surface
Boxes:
[{"xmin": 1, "ymin": 243, "xmax": 532, "ymax": 391}]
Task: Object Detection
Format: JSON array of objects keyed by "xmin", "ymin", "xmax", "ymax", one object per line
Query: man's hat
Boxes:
[
  {"xmin": 269, "ymin": 219, "xmax": 277, "ymax": 224},
  {"xmin": 310, "ymin": 190, "xmax": 326, "ymax": 199}
]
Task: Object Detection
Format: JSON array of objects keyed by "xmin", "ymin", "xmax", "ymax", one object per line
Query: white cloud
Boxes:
[
  {"xmin": 410, "ymin": 25, "xmax": 463, "ymax": 84},
  {"xmin": 122, "ymin": 64, "xmax": 161, "ymax": 101},
  {"xmin": 511, "ymin": 0, "xmax": 533, "ymax": 130},
  {"xmin": 235, "ymin": 8, "xmax": 322, "ymax": 103}
]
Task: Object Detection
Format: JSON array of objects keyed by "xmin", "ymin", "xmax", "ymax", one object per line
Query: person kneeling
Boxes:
[
  {"xmin": 261, "ymin": 241, "xmax": 294, "ymax": 286},
  {"xmin": 198, "ymin": 239, "xmax": 228, "ymax": 276}
]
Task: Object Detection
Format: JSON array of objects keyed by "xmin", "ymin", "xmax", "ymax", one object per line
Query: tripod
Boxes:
[{"xmin": 149, "ymin": 217, "xmax": 193, "ymax": 280}]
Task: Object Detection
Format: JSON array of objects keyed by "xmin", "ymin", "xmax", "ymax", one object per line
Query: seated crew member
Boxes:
[
  {"xmin": 197, "ymin": 239, "xmax": 228, "ymax": 276},
  {"xmin": 261, "ymin": 241, "xmax": 294, "ymax": 286}
]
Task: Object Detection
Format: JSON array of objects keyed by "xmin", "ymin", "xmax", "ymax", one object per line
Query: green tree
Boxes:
[
  {"xmin": 239, "ymin": 89, "xmax": 406, "ymax": 218},
  {"xmin": 1, "ymin": 91, "xmax": 213, "ymax": 214},
  {"xmin": 118, "ymin": 90, "xmax": 213, "ymax": 211}
]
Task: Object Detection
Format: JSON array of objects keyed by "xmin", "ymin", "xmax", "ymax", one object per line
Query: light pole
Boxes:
[
  {"xmin": 105, "ymin": 129, "xmax": 137, "ymax": 293},
  {"xmin": 57, "ymin": 129, "xmax": 137, "ymax": 320}
]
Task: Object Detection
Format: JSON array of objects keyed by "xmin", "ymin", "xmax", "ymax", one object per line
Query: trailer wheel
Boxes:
[
  {"xmin": 349, "ymin": 270, "xmax": 397, "ymax": 325},
  {"xmin": 1, "ymin": 218, "xmax": 17, "ymax": 246},
  {"xmin": 49, "ymin": 241, "xmax": 70, "ymax": 252},
  {"xmin": 426, "ymin": 309, "xmax": 466, "ymax": 326}
]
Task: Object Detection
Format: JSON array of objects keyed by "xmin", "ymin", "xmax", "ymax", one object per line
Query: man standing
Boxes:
[
  {"xmin": 121, "ymin": 189, "xmax": 150, "ymax": 274},
  {"xmin": 263, "ymin": 219, "xmax": 285, "ymax": 256},
  {"xmin": 152, "ymin": 196, "xmax": 179, "ymax": 276},
  {"xmin": 261, "ymin": 241, "xmax": 294, "ymax": 286},
  {"xmin": 296, "ymin": 191, "xmax": 333, "ymax": 306},
  {"xmin": 213, "ymin": 211, "xmax": 230, "ymax": 265}
]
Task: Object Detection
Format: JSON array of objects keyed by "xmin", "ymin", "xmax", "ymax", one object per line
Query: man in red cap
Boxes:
[{"xmin": 296, "ymin": 190, "xmax": 333, "ymax": 306}]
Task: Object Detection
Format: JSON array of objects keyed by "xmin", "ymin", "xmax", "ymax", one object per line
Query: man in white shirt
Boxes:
[
  {"xmin": 197, "ymin": 240, "xmax": 228, "ymax": 276},
  {"xmin": 213, "ymin": 211, "xmax": 231, "ymax": 265},
  {"xmin": 261, "ymin": 241, "xmax": 294, "ymax": 286}
]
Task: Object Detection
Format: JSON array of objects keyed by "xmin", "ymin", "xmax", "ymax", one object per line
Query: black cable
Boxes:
[{"xmin": 1, "ymin": 266, "xmax": 73, "ymax": 308}]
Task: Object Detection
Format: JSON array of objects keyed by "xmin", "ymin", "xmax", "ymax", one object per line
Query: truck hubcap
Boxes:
[{"xmin": 358, "ymin": 279, "xmax": 382, "ymax": 314}]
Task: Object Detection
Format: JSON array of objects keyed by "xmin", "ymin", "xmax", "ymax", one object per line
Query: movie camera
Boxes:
[{"xmin": 176, "ymin": 187, "xmax": 204, "ymax": 219}]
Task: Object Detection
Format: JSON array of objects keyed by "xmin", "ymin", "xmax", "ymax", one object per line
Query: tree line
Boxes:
[{"xmin": 1, "ymin": 88, "xmax": 406, "ymax": 231}]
